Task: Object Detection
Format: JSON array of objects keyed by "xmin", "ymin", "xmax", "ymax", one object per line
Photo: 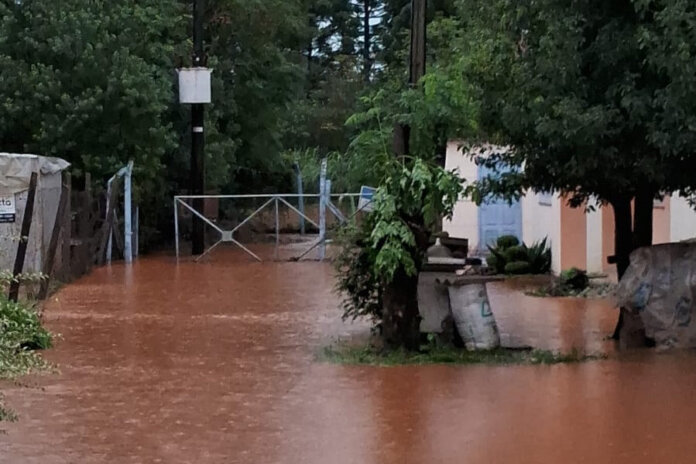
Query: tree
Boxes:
[
  {"xmin": 0, "ymin": 0, "xmax": 185, "ymax": 186},
  {"xmin": 335, "ymin": 7, "xmax": 479, "ymax": 348},
  {"xmin": 455, "ymin": 0, "xmax": 696, "ymax": 344},
  {"xmin": 0, "ymin": 0, "xmax": 187, "ymax": 244}
]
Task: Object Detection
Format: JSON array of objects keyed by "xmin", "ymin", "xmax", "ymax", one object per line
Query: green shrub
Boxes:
[
  {"xmin": 526, "ymin": 238, "xmax": 552, "ymax": 274},
  {"xmin": 504, "ymin": 245, "xmax": 528, "ymax": 263},
  {"xmin": 560, "ymin": 268, "xmax": 589, "ymax": 291},
  {"xmin": 334, "ymin": 158, "xmax": 463, "ymax": 329},
  {"xmin": 0, "ymin": 296, "xmax": 52, "ymax": 350},
  {"xmin": 505, "ymin": 261, "xmax": 531, "ymax": 274},
  {"xmin": 496, "ymin": 235, "xmax": 520, "ymax": 249},
  {"xmin": 486, "ymin": 254, "xmax": 501, "ymax": 274},
  {"xmin": 487, "ymin": 236, "xmax": 552, "ymax": 275}
]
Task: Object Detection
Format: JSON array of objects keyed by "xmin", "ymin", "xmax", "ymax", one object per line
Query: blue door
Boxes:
[{"xmin": 478, "ymin": 165, "xmax": 522, "ymax": 250}]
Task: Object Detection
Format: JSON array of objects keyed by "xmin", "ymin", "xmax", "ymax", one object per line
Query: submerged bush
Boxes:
[
  {"xmin": 487, "ymin": 236, "xmax": 551, "ymax": 275},
  {"xmin": 0, "ymin": 297, "xmax": 52, "ymax": 351},
  {"xmin": 560, "ymin": 268, "xmax": 590, "ymax": 292},
  {"xmin": 0, "ymin": 295, "xmax": 52, "ymax": 423}
]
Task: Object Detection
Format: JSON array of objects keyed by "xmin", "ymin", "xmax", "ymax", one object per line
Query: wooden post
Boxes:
[
  {"xmin": 59, "ymin": 173, "xmax": 72, "ymax": 282},
  {"xmin": 38, "ymin": 178, "xmax": 70, "ymax": 300},
  {"xmin": 83, "ymin": 173, "xmax": 93, "ymax": 271},
  {"xmin": 8, "ymin": 172, "xmax": 38, "ymax": 302}
]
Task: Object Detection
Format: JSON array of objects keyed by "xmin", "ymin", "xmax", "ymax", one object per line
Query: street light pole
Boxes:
[{"xmin": 191, "ymin": 0, "xmax": 206, "ymax": 255}]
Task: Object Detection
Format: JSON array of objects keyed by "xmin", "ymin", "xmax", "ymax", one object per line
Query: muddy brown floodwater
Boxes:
[{"xmin": 4, "ymin": 249, "xmax": 696, "ymax": 463}]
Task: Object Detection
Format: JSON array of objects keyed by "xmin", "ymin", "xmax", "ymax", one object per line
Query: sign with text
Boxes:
[
  {"xmin": 358, "ymin": 186, "xmax": 376, "ymax": 213},
  {"xmin": 0, "ymin": 195, "xmax": 16, "ymax": 223}
]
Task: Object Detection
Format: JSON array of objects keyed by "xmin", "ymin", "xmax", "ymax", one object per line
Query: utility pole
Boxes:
[
  {"xmin": 191, "ymin": 0, "xmax": 206, "ymax": 255},
  {"xmin": 409, "ymin": 0, "xmax": 427, "ymax": 87},
  {"xmin": 393, "ymin": 0, "xmax": 427, "ymax": 158}
]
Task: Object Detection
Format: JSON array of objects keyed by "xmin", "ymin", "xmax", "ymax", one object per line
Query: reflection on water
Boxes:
[{"xmin": 3, "ymin": 249, "xmax": 695, "ymax": 464}]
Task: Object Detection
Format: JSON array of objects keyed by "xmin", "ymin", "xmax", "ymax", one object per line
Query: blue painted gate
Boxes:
[{"xmin": 478, "ymin": 165, "xmax": 522, "ymax": 250}]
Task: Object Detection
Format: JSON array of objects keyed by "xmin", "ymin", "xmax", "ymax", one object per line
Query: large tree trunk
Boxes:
[
  {"xmin": 381, "ymin": 269, "xmax": 421, "ymax": 350},
  {"xmin": 634, "ymin": 190, "xmax": 654, "ymax": 249},
  {"xmin": 613, "ymin": 196, "xmax": 633, "ymax": 279},
  {"xmin": 611, "ymin": 195, "xmax": 651, "ymax": 348}
]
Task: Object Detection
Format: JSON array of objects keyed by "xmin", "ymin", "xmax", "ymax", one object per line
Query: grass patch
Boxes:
[
  {"xmin": 526, "ymin": 282, "xmax": 615, "ymax": 298},
  {"xmin": 0, "ymin": 296, "xmax": 53, "ymax": 423},
  {"xmin": 319, "ymin": 343, "xmax": 606, "ymax": 366}
]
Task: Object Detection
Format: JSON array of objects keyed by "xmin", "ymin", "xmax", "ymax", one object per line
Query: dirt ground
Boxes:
[{"xmin": 3, "ymin": 247, "xmax": 696, "ymax": 464}]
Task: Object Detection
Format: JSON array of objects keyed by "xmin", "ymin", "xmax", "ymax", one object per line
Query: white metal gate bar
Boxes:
[{"xmin": 174, "ymin": 192, "xmax": 357, "ymax": 262}]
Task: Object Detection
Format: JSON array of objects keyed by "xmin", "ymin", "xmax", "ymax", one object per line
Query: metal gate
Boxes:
[{"xmin": 174, "ymin": 191, "xmax": 369, "ymax": 262}]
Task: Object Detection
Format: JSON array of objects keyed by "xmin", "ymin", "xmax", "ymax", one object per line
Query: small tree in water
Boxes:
[
  {"xmin": 335, "ymin": 61, "xmax": 476, "ymax": 348},
  {"xmin": 335, "ymin": 157, "xmax": 462, "ymax": 349}
]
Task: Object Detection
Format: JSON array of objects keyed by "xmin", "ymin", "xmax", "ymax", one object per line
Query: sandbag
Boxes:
[
  {"xmin": 448, "ymin": 283, "xmax": 500, "ymax": 351},
  {"xmin": 615, "ymin": 243, "xmax": 696, "ymax": 349}
]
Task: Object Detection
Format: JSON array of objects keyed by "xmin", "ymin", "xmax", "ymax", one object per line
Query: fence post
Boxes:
[
  {"xmin": 174, "ymin": 198, "xmax": 180, "ymax": 259},
  {"xmin": 319, "ymin": 159, "xmax": 327, "ymax": 261},
  {"xmin": 106, "ymin": 179, "xmax": 114, "ymax": 264},
  {"xmin": 60, "ymin": 172, "xmax": 72, "ymax": 281},
  {"xmin": 134, "ymin": 206, "xmax": 139, "ymax": 258},
  {"xmin": 293, "ymin": 163, "xmax": 305, "ymax": 235},
  {"xmin": 8, "ymin": 172, "xmax": 38, "ymax": 302},
  {"xmin": 85, "ymin": 173, "xmax": 94, "ymax": 271},
  {"xmin": 124, "ymin": 161, "xmax": 134, "ymax": 263},
  {"xmin": 274, "ymin": 196, "xmax": 280, "ymax": 260}
]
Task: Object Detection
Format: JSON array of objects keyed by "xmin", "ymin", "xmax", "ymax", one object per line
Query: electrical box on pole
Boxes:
[{"xmin": 178, "ymin": 68, "xmax": 212, "ymax": 104}]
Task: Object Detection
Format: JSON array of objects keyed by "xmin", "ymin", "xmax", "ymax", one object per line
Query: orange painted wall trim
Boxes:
[
  {"xmin": 653, "ymin": 196, "xmax": 671, "ymax": 244},
  {"xmin": 560, "ymin": 200, "xmax": 587, "ymax": 270},
  {"xmin": 602, "ymin": 205, "xmax": 615, "ymax": 272}
]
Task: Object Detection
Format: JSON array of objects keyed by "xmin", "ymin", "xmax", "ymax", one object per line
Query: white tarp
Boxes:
[
  {"xmin": 0, "ymin": 153, "xmax": 70, "ymax": 195},
  {"xmin": 616, "ymin": 243, "xmax": 696, "ymax": 349},
  {"xmin": 0, "ymin": 153, "xmax": 69, "ymax": 274}
]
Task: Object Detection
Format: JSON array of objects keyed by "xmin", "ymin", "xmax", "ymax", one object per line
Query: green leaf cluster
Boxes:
[
  {"xmin": 335, "ymin": 157, "xmax": 463, "ymax": 323},
  {"xmin": 487, "ymin": 235, "xmax": 551, "ymax": 275}
]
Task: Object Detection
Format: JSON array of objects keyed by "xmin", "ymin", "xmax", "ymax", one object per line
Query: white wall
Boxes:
[
  {"xmin": 443, "ymin": 141, "xmax": 479, "ymax": 250},
  {"xmin": 670, "ymin": 195, "xmax": 696, "ymax": 242},
  {"xmin": 522, "ymin": 192, "xmax": 562, "ymax": 274}
]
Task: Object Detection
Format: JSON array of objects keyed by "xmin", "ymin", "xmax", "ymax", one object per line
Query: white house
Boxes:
[{"xmin": 443, "ymin": 141, "xmax": 696, "ymax": 274}]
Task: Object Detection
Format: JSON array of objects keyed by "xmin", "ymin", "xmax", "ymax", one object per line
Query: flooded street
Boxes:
[{"xmin": 4, "ymin": 250, "xmax": 696, "ymax": 463}]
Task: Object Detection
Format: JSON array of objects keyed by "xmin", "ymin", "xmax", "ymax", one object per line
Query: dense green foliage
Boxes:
[
  {"xmin": 0, "ymin": 296, "xmax": 51, "ymax": 353},
  {"xmin": 459, "ymin": 0, "xmax": 696, "ymax": 205},
  {"xmin": 0, "ymin": 295, "xmax": 52, "ymax": 422},
  {"xmin": 0, "ymin": 0, "xmax": 423, "ymax": 246},
  {"xmin": 335, "ymin": 157, "xmax": 462, "ymax": 324},
  {"xmin": 487, "ymin": 236, "xmax": 552, "ymax": 275}
]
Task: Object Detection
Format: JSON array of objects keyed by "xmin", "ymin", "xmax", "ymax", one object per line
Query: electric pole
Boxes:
[
  {"xmin": 409, "ymin": 0, "xmax": 427, "ymax": 87},
  {"xmin": 191, "ymin": 0, "xmax": 206, "ymax": 255},
  {"xmin": 393, "ymin": 0, "xmax": 427, "ymax": 158}
]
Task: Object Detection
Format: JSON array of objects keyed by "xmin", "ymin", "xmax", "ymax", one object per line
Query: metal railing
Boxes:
[{"xmin": 173, "ymin": 192, "xmax": 368, "ymax": 262}]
